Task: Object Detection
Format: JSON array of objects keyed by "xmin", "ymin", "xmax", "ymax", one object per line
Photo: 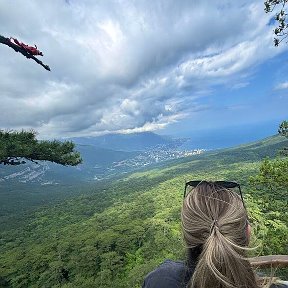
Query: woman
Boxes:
[{"xmin": 142, "ymin": 181, "xmax": 287, "ymax": 288}]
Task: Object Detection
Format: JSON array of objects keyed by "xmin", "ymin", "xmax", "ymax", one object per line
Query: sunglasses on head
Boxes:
[{"xmin": 183, "ymin": 180, "xmax": 246, "ymax": 209}]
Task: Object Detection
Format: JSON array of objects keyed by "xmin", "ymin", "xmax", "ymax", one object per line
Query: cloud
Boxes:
[
  {"xmin": 275, "ymin": 81, "xmax": 288, "ymax": 90},
  {"xmin": 229, "ymin": 82, "xmax": 250, "ymax": 90},
  {"xmin": 0, "ymin": 0, "xmax": 285, "ymax": 138}
]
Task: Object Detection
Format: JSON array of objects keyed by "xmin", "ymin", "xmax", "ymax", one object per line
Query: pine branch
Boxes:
[
  {"xmin": 0, "ymin": 130, "xmax": 82, "ymax": 166},
  {"xmin": 0, "ymin": 35, "xmax": 50, "ymax": 71}
]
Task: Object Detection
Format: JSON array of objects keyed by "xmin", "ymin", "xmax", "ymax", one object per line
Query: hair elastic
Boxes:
[{"xmin": 210, "ymin": 219, "xmax": 219, "ymax": 234}]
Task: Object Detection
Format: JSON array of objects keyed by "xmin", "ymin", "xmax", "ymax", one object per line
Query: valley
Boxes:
[
  {"xmin": 0, "ymin": 133, "xmax": 287, "ymax": 287},
  {"xmin": 0, "ymin": 133, "xmax": 204, "ymax": 184}
]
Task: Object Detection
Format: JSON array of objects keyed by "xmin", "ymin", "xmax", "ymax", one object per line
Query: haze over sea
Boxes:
[{"xmin": 162, "ymin": 120, "xmax": 279, "ymax": 150}]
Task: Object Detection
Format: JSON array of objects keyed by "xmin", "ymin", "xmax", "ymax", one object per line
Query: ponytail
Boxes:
[{"xmin": 190, "ymin": 226, "xmax": 258, "ymax": 288}]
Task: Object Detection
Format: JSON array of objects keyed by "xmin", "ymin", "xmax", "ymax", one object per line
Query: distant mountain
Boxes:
[
  {"xmin": 69, "ymin": 131, "xmax": 179, "ymax": 151},
  {"xmin": 0, "ymin": 145, "xmax": 139, "ymax": 185},
  {"xmin": 1, "ymin": 132, "xmax": 287, "ymax": 187},
  {"xmin": 0, "ymin": 132, "xmax": 188, "ymax": 185}
]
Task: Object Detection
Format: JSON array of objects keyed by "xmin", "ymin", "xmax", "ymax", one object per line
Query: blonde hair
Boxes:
[{"xmin": 181, "ymin": 181, "xmax": 259, "ymax": 288}]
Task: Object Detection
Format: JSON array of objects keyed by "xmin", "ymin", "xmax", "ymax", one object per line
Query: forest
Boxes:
[{"xmin": 0, "ymin": 134, "xmax": 287, "ymax": 288}]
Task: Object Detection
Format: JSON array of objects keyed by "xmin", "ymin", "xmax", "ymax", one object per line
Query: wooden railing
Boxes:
[{"xmin": 249, "ymin": 255, "xmax": 288, "ymax": 268}]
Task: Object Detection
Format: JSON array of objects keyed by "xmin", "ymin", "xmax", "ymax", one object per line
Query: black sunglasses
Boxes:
[{"xmin": 184, "ymin": 180, "xmax": 246, "ymax": 209}]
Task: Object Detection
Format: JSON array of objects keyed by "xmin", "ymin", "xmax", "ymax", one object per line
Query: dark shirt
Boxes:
[
  {"xmin": 142, "ymin": 259, "xmax": 288, "ymax": 288},
  {"xmin": 142, "ymin": 260, "xmax": 192, "ymax": 288}
]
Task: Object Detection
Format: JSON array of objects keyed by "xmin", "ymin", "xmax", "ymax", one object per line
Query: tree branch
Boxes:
[
  {"xmin": 0, "ymin": 130, "xmax": 82, "ymax": 166},
  {"xmin": 0, "ymin": 35, "xmax": 50, "ymax": 71}
]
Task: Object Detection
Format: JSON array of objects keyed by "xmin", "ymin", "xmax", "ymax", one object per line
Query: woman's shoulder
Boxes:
[
  {"xmin": 142, "ymin": 260, "xmax": 190, "ymax": 288},
  {"xmin": 142, "ymin": 260, "xmax": 288, "ymax": 288}
]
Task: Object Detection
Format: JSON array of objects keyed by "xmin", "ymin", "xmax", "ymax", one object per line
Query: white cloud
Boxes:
[
  {"xmin": 0, "ymin": 0, "xmax": 285, "ymax": 138},
  {"xmin": 275, "ymin": 81, "xmax": 288, "ymax": 90}
]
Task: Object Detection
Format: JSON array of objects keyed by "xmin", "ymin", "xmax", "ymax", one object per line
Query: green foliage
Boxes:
[
  {"xmin": 249, "ymin": 121, "xmax": 288, "ymax": 199},
  {"xmin": 249, "ymin": 157, "xmax": 288, "ymax": 199},
  {"xmin": 246, "ymin": 193, "xmax": 288, "ymax": 256},
  {"xmin": 248, "ymin": 121, "xmax": 288, "ymax": 264},
  {"xmin": 0, "ymin": 135, "xmax": 287, "ymax": 287},
  {"xmin": 278, "ymin": 120, "xmax": 288, "ymax": 156},
  {"xmin": 278, "ymin": 120, "xmax": 288, "ymax": 137},
  {"xmin": 0, "ymin": 130, "xmax": 82, "ymax": 166},
  {"xmin": 264, "ymin": 0, "xmax": 288, "ymax": 46}
]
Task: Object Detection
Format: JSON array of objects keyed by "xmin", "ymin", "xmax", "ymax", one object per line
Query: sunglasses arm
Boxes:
[
  {"xmin": 183, "ymin": 183, "xmax": 187, "ymax": 198},
  {"xmin": 238, "ymin": 185, "xmax": 246, "ymax": 210}
]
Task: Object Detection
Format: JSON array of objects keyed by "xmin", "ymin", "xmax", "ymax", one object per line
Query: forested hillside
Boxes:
[{"xmin": 0, "ymin": 135, "xmax": 287, "ymax": 288}]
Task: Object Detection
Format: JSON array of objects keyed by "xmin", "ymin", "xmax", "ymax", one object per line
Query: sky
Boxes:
[{"xmin": 0, "ymin": 0, "xmax": 288, "ymax": 140}]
